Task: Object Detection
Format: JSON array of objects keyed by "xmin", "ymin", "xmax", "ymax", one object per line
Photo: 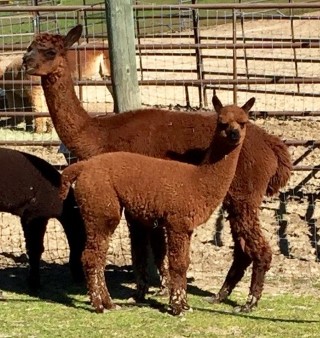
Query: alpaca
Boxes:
[
  {"xmin": 0, "ymin": 42, "xmax": 112, "ymax": 133},
  {"xmin": 22, "ymin": 25, "xmax": 292, "ymax": 312},
  {"xmin": 0, "ymin": 148, "xmax": 85, "ymax": 291},
  {"xmin": 60, "ymin": 96, "xmax": 252, "ymax": 315}
]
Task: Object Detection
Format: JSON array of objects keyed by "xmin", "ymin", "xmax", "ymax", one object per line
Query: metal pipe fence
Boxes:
[{"xmin": 0, "ymin": 2, "xmax": 320, "ymax": 268}]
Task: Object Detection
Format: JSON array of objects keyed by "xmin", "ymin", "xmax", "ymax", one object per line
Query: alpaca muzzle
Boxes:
[
  {"xmin": 22, "ymin": 54, "xmax": 36, "ymax": 75},
  {"xmin": 227, "ymin": 129, "xmax": 240, "ymax": 143}
]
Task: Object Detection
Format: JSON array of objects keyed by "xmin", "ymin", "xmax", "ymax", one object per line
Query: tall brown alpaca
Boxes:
[
  {"xmin": 22, "ymin": 25, "xmax": 292, "ymax": 312},
  {"xmin": 60, "ymin": 95, "xmax": 252, "ymax": 315}
]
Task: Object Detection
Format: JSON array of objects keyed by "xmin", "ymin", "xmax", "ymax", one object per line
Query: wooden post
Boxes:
[{"xmin": 105, "ymin": 0, "xmax": 141, "ymax": 113}]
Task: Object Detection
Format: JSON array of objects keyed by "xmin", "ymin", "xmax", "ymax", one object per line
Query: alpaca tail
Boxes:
[
  {"xmin": 60, "ymin": 162, "xmax": 85, "ymax": 200},
  {"xmin": 266, "ymin": 137, "xmax": 292, "ymax": 196}
]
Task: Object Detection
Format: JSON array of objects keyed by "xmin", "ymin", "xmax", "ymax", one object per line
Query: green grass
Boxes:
[
  {"xmin": 1, "ymin": 290, "xmax": 319, "ymax": 337},
  {"xmin": 0, "ymin": 266, "xmax": 319, "ymax": 338}
]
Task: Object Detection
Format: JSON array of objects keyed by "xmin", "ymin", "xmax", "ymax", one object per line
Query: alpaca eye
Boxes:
[
  {"xmin": 218, "ymin": 122, "xmax": 228, "ymax": 130},
  {"xmin": 239, "ymin": 122, "xmax": 246, "ymax": 128},
  {"xmin": 45, "ymin": 50, "xmax": 56, "ymax": 58}
]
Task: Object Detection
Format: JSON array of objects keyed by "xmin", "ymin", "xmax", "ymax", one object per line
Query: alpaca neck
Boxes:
[
  {"xmin": 197, "ymin": 137, "xmax": 242, "ymax": 204},
  {"xmin": 41, "ymin": 60, "xmax": 92, "ymax": 148}
]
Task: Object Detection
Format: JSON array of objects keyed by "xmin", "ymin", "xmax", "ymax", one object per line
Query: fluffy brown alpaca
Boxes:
[
  {"xmin": 22, "ymin": 25, "xmax": 292, "ymax": 312},
  {"xmin": 60, "ymin": 96, "xmax": 252, "ymax": 315},
  {"xmin": 0, "ymin": 43, "xmax": 111, "ymax": 133}
]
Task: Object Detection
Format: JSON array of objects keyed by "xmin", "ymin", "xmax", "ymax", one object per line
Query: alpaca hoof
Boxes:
[
  {"xmin": 92, "ymin": 303, "xmax": 121, "ymax": 313},
  {"xmin": 168, "ymin": 302, "xmax": 191, "ymax": 316},
  {"xmin": 168, "ymin": 305, "xmax": 183, "ymax": 316},
  {"xmin": 233, "ymin": 304, "xmax": 253, "ymax": 313},
  {"xmin": 233, "ymin": 296, "xmax": 258, "ymax": 313},
  {"xmin": 182, "ymin": 303, "xmax": 192, "ymax": 312},
  {"xmin": 94, "ymin": 305, "xmax": 105, "ymax": 314},
  {"xmin": 100, "ymin": 303, "xmax": 121, "ymax": 312},
  {"xmin": 205, "ymin": 294, "xmax": 221, "ymax": 304}
]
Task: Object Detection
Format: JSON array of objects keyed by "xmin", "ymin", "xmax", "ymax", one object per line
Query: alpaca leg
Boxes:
[
  {"xmin": 82, "ymin": 227, "xmax": 115, "ymax": 313},
  {"xmin": 150, "ymin": 225, "xmax": 170, "ymax": 297},
  {"xmin": 21, "ymin": 217, "xmax": 47, "ymax": 291},
  {"xmin": 81, "ymin": 198, "xmax": 120, "ymax": 313},
  {"xmin": 236, "ymin": 236, "xmax": 272, "ymax": 313},
  {"xmin": 206, "ymin": 237, "xmax": 252, "ymax": 304},
  {"xmin": 58, "ymin": 211, "xmax": 86, "ymax": 283},
  {"xmin": 216, "ymin": 202, "xmax": 272, "ymax": 313},
  {"xmin": 125, "ymin": 212, "xmax": 150, "ymax": 301},
  {"xmin": 167, "ymin": 228, "xmax": 192, "ymax": 316}
]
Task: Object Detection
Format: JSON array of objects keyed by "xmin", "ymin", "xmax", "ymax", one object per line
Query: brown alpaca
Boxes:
[
  {"xmin": 0, "ymin": 43, "xmax": 112, "ymax": 133},
  {"xmin": 60, "ymin": 96, "xmax": 252, "ymax": 315},
  {"xmin": 22, "ymin": 25, "xmax": 292, "ymax": 312}
]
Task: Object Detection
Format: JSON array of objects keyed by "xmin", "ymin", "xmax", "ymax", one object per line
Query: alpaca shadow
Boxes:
[
  {"xmin": 133, "ymin": 292, "xmax": 319, "ymax": 322},
  {"xmin": 127, "ymin": 280, "xmax": 216, "ymax": 314},
  {"xmin": 0, "ymin": 256, "xmax": 137, "ymax": 308},
  {"xmin": 0, "ymin": 263, "xmax": 84, "ymax": 307},
  {"xmin": 275, "ymin": 164, "xmax": 320, "ymax": 261},
  {"xmin": 194, "ymin": 307, "xmax": 319, "ymax": 323}
]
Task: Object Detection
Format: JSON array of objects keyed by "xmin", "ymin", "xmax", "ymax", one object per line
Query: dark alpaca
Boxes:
[
  {"xmin": 22, "ymin": 25, "xmax": 292, "ymax": 312},
  {"xmin": 60, "ymin": 96, "xmax": 252, "ymax": 315},
  {"xmin": 0, "ymin": 148, "xmax": 85, "ymax": 291}
]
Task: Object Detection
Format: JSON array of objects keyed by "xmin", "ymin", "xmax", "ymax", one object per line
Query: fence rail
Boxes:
[{"xmin": 1, "ymin": 1, "xmax": 320, "ymax": 169}]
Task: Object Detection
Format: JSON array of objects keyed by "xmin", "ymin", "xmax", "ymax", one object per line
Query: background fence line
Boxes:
[{"xmin": 0, "ymin": 1, "xmax": 320, "ymax": 272}]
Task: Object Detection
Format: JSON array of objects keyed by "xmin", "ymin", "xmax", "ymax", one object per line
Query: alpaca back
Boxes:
[
  {"xmin": 264, "ymin": 135, "xmax": 292, "ymax": 196},
  {"xmin": 61, "ymin": 149, "xmax": 243, "ymax": 230},
  {"xmin": 0, "ymin": 148, "xmax": 62, "ymax": 220}
]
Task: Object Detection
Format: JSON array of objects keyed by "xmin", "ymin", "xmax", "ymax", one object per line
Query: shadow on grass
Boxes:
[
  {"xmin": 1, "ymin": 263, "xmax": 317, "ymax": 323},
  {"xmin": 0, "ymin": 257, "xmax": 221, "ymax": 314},
  {"xmin": 0, "ymin": 261, "xmax": 137, "ymax": 308},
  {"xmin": 131, "ymin": 297, "xmax": 320, "ymax": 324},
  {"xmin": 193, "ymin": 306, "xmax": 320, "ymax": 324}
]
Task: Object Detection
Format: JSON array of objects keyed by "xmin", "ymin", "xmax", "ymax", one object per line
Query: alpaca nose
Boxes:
[{"xmin": 228, "ymin": 129, "xmax": 240, "ymax": 141}]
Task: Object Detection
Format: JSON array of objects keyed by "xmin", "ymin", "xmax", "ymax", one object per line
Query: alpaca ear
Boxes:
[
  {"xmin": 241, "ymin": 97, "xmax": 255, "ymax": 114},
  {"xmin": 212, "ymin": 95, "xmax": 223, "ymax": 114},
  {"xmin": 64, "ymin": 25, "xmax": 83, "ymax": 50}
]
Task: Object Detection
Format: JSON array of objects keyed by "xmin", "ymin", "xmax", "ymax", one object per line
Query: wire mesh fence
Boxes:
[{"xmin": 0, "ymin": 1, "xmax": 319, "ymax": 287}]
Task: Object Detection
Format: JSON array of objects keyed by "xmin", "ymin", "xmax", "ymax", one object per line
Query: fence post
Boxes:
[
  {"xmin": 232, "ymin": 8, "xmax": 238, "ymax": 104},
  {"xmin": 191, "ymin": 0, "xmax": 205, "ymax": 108},
  {"xmin": 105, "ymin": 0, "xmax": 141, "ymax": 113}
]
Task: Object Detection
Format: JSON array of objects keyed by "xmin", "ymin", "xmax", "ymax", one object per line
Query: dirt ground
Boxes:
[{"xmin": 0, "ymin": 12, "xmax": 320, "ymax": 296}]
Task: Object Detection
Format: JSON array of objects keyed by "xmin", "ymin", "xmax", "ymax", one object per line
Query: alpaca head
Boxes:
[
  {"xmin": 22, "ymin": 25, "xmax": 83, "ymax": 76},
  {"xmin": 212, "ymin": 95, "xmax": 254, "ymax": 146}
]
